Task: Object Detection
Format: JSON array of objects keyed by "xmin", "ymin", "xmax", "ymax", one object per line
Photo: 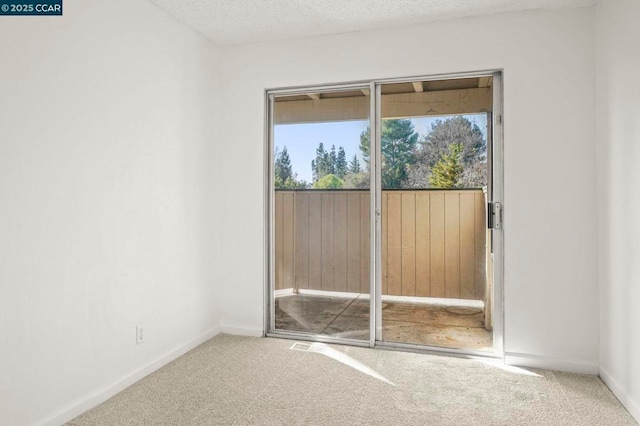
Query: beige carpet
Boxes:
[{"xmin": 68, "ymin": 334, "xmax": 636, "ymax": 425}]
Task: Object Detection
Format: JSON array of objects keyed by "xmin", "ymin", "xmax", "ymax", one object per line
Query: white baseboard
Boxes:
[
  {"xmin": 39, "ymin": 325, "xmax": 221, "ymax": 426},
  {"xmin": 274, "ymin": 288, "xmax": 360, "ymax": 299},
  {"xmin": 219, "ymin": 322, "xmax": 264, "ymax": 337},
  {"xmin": 275, "ymin": 288, "xmax": 484, "ymax": 308},
  {"xmin": 599, "ymin": 367, "xmax": 640, "ymax": 423},
  {"xmin": 381, "ymin": 294, "xmax": 483, "ymax": 308},
  {"xmin": 504, "ymin": 352, "xmax": 599, "ymax": 374}
]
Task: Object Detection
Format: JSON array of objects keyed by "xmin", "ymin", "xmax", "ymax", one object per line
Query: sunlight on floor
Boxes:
[
  {"xmin": 290, "ymin": 341, "xmax": 539, "ymax": 381},
  {"xmin": 475, "ymin": 358, "xmax": 541, "ymax": 377},
  {"xmin": 290, "ymin": 342, "xmax": 396, "ymax": 386}
]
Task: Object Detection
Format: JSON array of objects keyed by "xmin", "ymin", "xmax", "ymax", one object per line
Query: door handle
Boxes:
[{"xmin": 488, "ymin": 202, "xmax": 502, "ymax": 230}]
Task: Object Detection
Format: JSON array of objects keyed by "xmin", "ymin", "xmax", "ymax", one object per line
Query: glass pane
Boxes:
[
  {"xmin": 272, "ymin": 89, "xmax": 370, "ymax": 341},
  {"xmin": 379, "ymin": 78, "xmax": 493, "ymax": 351}
]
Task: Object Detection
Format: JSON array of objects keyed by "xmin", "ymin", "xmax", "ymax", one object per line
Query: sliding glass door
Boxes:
[
  {"xmin": 376, "ymin": 78, "xmax": 494, "ymax": 352},
  {"xmin": 267, "ymin": 72, "xmax": 503, "ymax": 356},
  {"xmin": 269, "ymin": 86, "xmax": 372, "ymax": 342}
]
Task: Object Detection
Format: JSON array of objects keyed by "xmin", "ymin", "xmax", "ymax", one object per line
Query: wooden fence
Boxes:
[{"xmin": 275, "ymin": 189, "xmax": 486, "ymax": 300}]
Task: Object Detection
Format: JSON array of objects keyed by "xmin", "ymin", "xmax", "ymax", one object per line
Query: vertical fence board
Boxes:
[
  {"xmin": 430, "ymin": 193, "xmax": 445, "ymax": 297},
  {"xmin": 444, "ymin": 192, "xmax": 461, "ymax": 298},
  {"xmin": 401, "ymin": 192, "xmax": 416, "ymax": 296},
  {"xmin": 321, "ymin": 193, "xmax": 335, "ymax": 291},
  {"xmin": 275, "ymin": 192, "xmax": 284, "ymax": 290},
  {"xmin": 459, "ymin": 192, "xmax": 475, "ymax": 299},
  {"xmin": 415, "ymin": 193, "xmax": 430, "ymax": 297},
  {"xmin": 295, "ymin": 192, "xmax": 309, "ymax": 290},
  {"xmin": 307, "ymin": 193, "xmax": 322, "ymax": 290},
  {"xmin": 360, "ymin": 192, "xmax": 370, "ymax": 294},
  {"xmin": 475, "ymin": 192, "xmax": 487, "ymax": 300},
  {"xmin": 381, "ymin": 192, "xmax": 388, "ymax": 295},
  {"xmin": 334, "ymin": 193, "xmax": 348, "ymax": 293},
  {"xmin": 347, "ymin": 193, "xmax": 361, "ymax": 293},
  {"xmin": 387, "ymin": 192, "xmax": 402, "ymax": 296},
  {"xmin": 282, "ymin": 193, "xmax": 295, "ymax": 289}
]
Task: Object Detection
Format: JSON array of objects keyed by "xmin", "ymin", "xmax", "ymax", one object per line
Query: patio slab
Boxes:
[{"xmin": 274, "ymin": 294, "xmax": 492, "ymax": 351}]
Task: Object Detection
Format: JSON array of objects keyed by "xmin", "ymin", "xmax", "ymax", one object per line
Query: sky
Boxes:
[{"xmin": 274, "ymin": 114, "xmax": 488, "ymax": 184}]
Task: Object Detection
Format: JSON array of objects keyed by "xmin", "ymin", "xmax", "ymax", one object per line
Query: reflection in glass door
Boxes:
[{"xmin": 270, "ymin": 87, "xmax": 371, "ymax": 342}]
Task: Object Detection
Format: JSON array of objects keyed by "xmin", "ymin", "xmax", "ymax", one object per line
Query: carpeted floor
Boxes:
[{"xmin": 68, "ymin": 334, "xmax": 637, "ymax": 425}]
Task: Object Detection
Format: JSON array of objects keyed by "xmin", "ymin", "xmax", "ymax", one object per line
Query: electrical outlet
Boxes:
[{"xmin": 136, "ymin": 326, "xmax": 145, "ymax": 345}]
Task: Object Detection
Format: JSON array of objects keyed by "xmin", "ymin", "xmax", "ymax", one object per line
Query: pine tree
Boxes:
[
  {"xmin": 429, "ymin": 144, "xmax": 464, "ymax": 189},
  {"xmin": 382, "ymin": 119, "xmax": 419, "ymax": 188},
  {"xmin": 311, "ymin": 143, "xmax": 327, "ymax": 181},
  {"xmin": 359, "ymin": 119, "xmax": 418, "ymax": 188},
  {"xmin": 274, "ymin": 146, "xmax": 308, "ymax": 189},
  {"xmin": 274, "ymin": 147, "xmax": 292, "ymax": 184},
  {"xmin": 359, "ymin": 130, "xmax": 370, "ymax": 165},
  {"xmin": 335, "ymin": 147, "xmax": 348, "ymax": 179},
  {"xmin": 311, "ymin": 143, "xmax": 351, "ymax": 184},
  {"xmin": 349, "ymin": 155, "xmax": 361, "ymax": 174},
  {"xmin": 328, "ymin": 145, "xmax": 337, "ymax": 175}
]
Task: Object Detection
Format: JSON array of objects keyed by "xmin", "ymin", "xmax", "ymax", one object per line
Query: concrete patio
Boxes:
[{"xmin": 275, "ymin": 293, "xmax": 492, "ymax": 351}]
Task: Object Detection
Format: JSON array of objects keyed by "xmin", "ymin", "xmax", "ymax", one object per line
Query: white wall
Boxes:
[
  {"xmin": 0, "ymin": 1, "xmax": 220, "ymax": 425},
  {"xmin": 596, "ymin": 0, "xmax": 640, "ymax": 420},
  {"xmin": 216, "ymin": 8, "xmax": 600, "ymax": 370}
]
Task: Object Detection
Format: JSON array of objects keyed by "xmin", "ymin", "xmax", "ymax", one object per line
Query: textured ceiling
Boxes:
[{"xmin": 150, "ymin": 0, "xmax": 595, "ymax": 46}]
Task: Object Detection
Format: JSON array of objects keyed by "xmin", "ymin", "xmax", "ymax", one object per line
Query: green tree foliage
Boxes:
[
  {"xmin": 274, "ymin": 146, "xmax": 292, "ymax": 183},
  {"xmin": 343, "ymin": 172, "xmax": 369, "ymax": 189},
  {"xmin": 359, "ymin": 130, "xmax": 370, "ymax": 164},
  {"xmin": 329, "ymin": 146, "xmax": 337, "ymax": 174},
  {"xmin": 312, "ymin": 174, "xmax": 344, "ymax": 189},
  {"xmin": 429, "ymin": 144, "xmax": 464, "ymax": 188},
  {"xmin": 311, "ymin": 143, "xmax": 354, "ymax": 184},
  {"xmin": 359, "ymin": 119, "xmax": 418, "ymax": 188},
  {"xmin": 275, "ymin": 175, "xmax": 308, "ymax": 189},
  {"xmin": 381, "ymin": 119, "xmax": 419, "ymax": 188},
  {"xmin": 349, "ymin": 154, "xmax": 361, "ymax": 174},
  {"xmin": 343, "ymin": 154, "xmax": 368, "ymax": 189},
  {"xmin": 335, "ymin": 147, "xmax": 348, "ymax": 179},
  {"xmin": 408, "ymin": 116, "xmax": 486, "ymax": 188},
  {"xmin": 424, "ymin": 116, "xmax": 485, "ymax": 166},
  {"xmin": 274, "ymin": 146, "xmax": 308, "ymax": 189},
  {"xmin": 312, "ymin": 143, "xmax": 341, "ymax": 181},
  {"xmin": 311, "ymin": 143, "xmax": 325, "ymax": 181}
]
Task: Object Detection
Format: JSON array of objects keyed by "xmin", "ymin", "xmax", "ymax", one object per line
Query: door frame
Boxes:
[{"xmin": 263, "ymin": 70, "xmax": 505, "ymax": 358}]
